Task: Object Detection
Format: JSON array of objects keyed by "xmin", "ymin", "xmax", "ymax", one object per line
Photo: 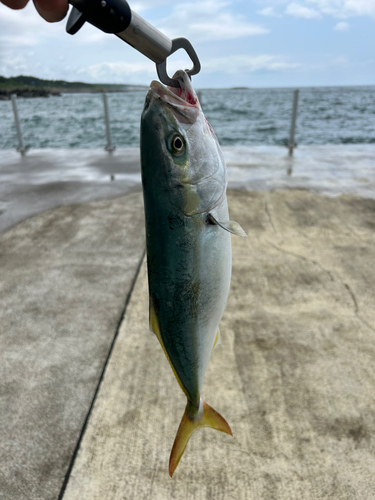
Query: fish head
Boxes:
[{"xmin": 141, "ymin": 70, "xmax": 227, "ymax": 216}]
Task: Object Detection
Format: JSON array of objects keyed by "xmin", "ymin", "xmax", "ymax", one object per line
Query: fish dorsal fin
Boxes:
[
  {"xmin": 212, "ymin": 328, "xmax": 221, "ymax": 352},
  {"xmin": 207, "ymin": 213, "xmax": 247, "ymax": 237}
]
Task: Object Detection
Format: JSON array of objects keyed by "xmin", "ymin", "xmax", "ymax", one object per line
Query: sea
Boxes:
[{"xmin": 1, "ymin": 86, "xmax": 374, "ymax": 149}]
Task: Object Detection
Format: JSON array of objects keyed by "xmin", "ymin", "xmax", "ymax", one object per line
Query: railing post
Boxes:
[
  {"xmin": 11, "ymin": 94, "xmax": 27, "ymax": 155},
  {"xmin": 102, "ymin": 93, "xmax": 115, "ymax": 152},
  {"xmin": 288, "ymin": 89, "xmax": 299, "ymax": 157}
]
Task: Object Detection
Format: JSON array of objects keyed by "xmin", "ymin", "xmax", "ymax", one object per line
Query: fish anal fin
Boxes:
[
  {"xmin": 149, "ymin": 300, "xmax": 189, "ymax": 399},
  {"xmin": 212, "ymin": 328, "xmax": 221, "ymax": 352},
  {"xmin": 207, "ymin": 213, "xmax": 247, "ymax": 237},
  {"xmin": 149, "ymin": 299, "xmax": 159, "ymax": 335},
  {"xmin": 169, "ymin": 399, "xmax": 232, "ymax": 477}
]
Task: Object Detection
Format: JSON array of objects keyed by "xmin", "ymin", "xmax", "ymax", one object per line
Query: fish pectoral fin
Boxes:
[
  {"xmin": 207, "ymin": 213, "xmax": 247, "ymax": 237},
  {"xmin": 169, "ymin": 399, "xmax": 232, "ymax": 477},
  {"xmin": 212, "ymin": 328, "xmax": 221, "ymax": 352}
]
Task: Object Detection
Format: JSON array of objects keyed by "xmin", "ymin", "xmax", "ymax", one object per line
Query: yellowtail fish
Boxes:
[{"xmin": 140, "ymin": 70, "xmax": 246, "ymax": 477}]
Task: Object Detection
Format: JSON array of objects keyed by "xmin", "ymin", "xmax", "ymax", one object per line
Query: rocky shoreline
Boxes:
[{"xmin": 0, "ymin": 88, "xmax": 61, "ymax": 100}]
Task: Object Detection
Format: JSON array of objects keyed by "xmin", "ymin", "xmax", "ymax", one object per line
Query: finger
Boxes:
[
  {"xmin": 0, "ymin": 0, "xmax": 30, "ymax": 9},
  {"xmin": 33, "ymin": 0, "xmax": 68, "ymax": 22}
]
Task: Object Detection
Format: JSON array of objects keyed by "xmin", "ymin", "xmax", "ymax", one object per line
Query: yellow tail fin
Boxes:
[{"xmin": 169, "ymin": 399, "xmax": 232, "ymax": 477}]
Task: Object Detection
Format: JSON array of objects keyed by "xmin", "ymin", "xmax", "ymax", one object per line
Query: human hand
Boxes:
[{"xmin": 0, "ymin": 0, "xmax": 68, "ymax": 22}]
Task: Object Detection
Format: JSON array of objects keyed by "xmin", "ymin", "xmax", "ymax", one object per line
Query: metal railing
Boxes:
[
  {"xmin": 9, "ymin": 89, "xmax": 300, "ymax": 155},
  {"xmin": 102, "ymin": 93, "xmax": 116, "ymax": 152},
  {"xmin": 10, "ymin": 92, "xmax": 117, "ymax": 155},
  {"xmin": 288, "ymin": 89, "xmax": 299, "ymax": 156},
  {"xmin": 11, "ymin": 94, "xmax": 28, "ymax": 155}
]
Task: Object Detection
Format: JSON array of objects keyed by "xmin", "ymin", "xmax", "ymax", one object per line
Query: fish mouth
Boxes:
[{"xmin": 148, "ymin": 71, "xmax": 200, "ymax": 125}]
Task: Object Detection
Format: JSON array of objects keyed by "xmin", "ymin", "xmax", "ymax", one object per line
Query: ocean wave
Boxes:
[{"xmin": 1, "ymin": 86, "xmax": 375, "ymax": 149}]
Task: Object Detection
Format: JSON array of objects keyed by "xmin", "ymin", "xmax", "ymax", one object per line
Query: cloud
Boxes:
[
  {"xmin": 274, "ymin": 0, "xmax": 375, "ymax": 19},
  {"xmin": 331, "ymin": 56, "xmax": 348, "ymax": 66},
  {"xmin": 0, "ymin": 3, "xmax": 46, "ymax": 27},
  {"xmin": 74, "ymin": 28, "xmax": 109, "ymax": 44},
  {"xmin": 0, "ymin": 55, "xmax": 30, "ymax": 76},
  {"xmin": 0, "ymin": 34, "xmax": 39, "ymax": 46},
  {"xmin": 82, "ymin": 60, "xmax": 156, "ymax": 83},
  {"xmin": 0, "ymin": 3, "xmax": 50, "ymax": 76},
  {"xmin": 84, "ymin": 53, "xmax": 301, "ymax": 82},
  {"xmin": 130, "ymin": 0, "xmax": 175, "ymax": 12},
  {"xmin": 188, "ymin": 20, "xmax": 268, "ymax": 40},
  {"xmin": 155, "ymin": 1, "xmax": 269, "ymax": 41},
  {"xmin": 343, "ymin": 0, "xmax": 375, "ymax": 17},
  {"xmin": 285, "ymin": 3, "xmax": 321, "ymax": 18},
  {"xmin": 334, "ymin": 21, "xmax": 349, "ymax": 29},
  {"xmin": 204, "ymin": 54, "xmax": 300, "ymax": 73},
  {"xmin": 260, "ymin": 0, "xmax": 375, "ymax": 19},
  {"xmin": 257, "ymin": 7, "xmax": 282, "ymax": 17},
  {"xmin": 0, "ymin": 2, "xmax": 61, "ymax": 50},
  {"xmin": 307, "ymin": 0, "xmax": 375, "ymax": 17}
]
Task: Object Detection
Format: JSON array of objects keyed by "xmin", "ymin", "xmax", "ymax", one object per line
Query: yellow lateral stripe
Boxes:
[{"xmin": 149, "ymin": 301, "xmax": 190, "ymax": 399}]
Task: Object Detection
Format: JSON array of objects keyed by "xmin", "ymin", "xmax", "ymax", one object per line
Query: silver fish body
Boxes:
[{"xmin": 140, "ymin": 71, "xmax": 245, "ymax": 476}]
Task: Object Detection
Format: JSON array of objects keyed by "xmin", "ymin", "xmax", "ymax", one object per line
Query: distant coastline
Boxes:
[{"xmin": 0, "ymin": 75, "xmax": 147, "ymax": 100}]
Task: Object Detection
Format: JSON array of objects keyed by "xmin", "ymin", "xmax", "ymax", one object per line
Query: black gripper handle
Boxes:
[{"xmin": 67, "ymin": 0, "xmax": 132, "ymax": 35}]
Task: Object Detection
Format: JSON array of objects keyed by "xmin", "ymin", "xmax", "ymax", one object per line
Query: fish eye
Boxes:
[
  {"xmin": 169, "ymin": 134, "xmax": 185, "ymax": 156},
  {"xmin": 173, "ymin": 136, "xmax": 183, "ymax": 151}
]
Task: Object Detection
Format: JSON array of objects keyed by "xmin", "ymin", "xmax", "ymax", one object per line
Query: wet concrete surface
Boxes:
[
  {"xmin": 225, "ymin": 144, "xmax": 375, "ymax": 199},
  {"xmin": 1, "ymin": 145, "xmax": 375, "ymax": 234},
  {"xmin": 0, "ymin": 148, "xmax": 141, "ymax": 233},
  {"xmin": 0, "ymin": 192, "xmax": 145, "ymax": 500}
]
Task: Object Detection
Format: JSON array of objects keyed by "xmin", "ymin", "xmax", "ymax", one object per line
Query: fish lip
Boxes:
[
  {"xmin": 147, "ymin": 81, "xmax": 199, "ymax": 125},
  {"xmin": 149, "ymin": 80, "xmax": 198, "ymax": 108}
]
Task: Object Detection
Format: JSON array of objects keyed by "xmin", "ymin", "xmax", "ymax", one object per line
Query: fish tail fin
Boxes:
[{"xmin": 169, "ymin": 399, "xmax": 232, "ymax": 477}]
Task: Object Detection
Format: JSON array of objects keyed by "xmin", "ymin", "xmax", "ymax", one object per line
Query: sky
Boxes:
[{"xmin": 0, "ymin": 0, "xmax": 374, "ymax": 88}]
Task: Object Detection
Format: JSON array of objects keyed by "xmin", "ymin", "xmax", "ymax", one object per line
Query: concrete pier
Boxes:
[
  {"xmin": 61, "ymin": 190, "xmax": 375, "ymax": 500},
  {"xmin": 1, "ymin": 147, "xmax": 375, "ymax": 499},
  {"xmin": 0, "ymin": 148, "xmax": 141, "ymax": 234},
  {"xmin": 0, "ymin": 193, "xmax": 145, "ymax": 500},
  {"xmin": 1, "ymin": 145, "xmax": 375, "ymax": 234}
]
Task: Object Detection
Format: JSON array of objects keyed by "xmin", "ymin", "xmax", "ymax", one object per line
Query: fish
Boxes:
[{"xmin": 140, "ymin": 70, "xmax": 247, "ymax": 477}]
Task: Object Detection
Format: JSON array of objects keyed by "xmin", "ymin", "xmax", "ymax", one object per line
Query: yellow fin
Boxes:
[
  {"xmin": 169, "ymin": 399, "xmax": 232, "ymax": 477},
  {"xmin": 149, "ymin": 298, "xmax": 159, "ymax": 335},
  {"xmin": 149, "ymin": 300, "xmax": 189, "ymax": 399},
  {"xmin": 212, "ymin": 328, "xmax": 221, "ymax": 352}
]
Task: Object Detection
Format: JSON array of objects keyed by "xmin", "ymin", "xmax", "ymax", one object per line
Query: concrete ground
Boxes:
[
  {"xmin": 0, "ymin": 192, "xmax": 145, "ymax": 500},
  {"xmin": 61, "ymin": 190, "xmax": 375, "ymax": 500},
  {"xmin": 0, "ymin": 148, "xmax": 141, "ymax": 233},
  {"xmin": 2, "ymin": 144, "xmax": 375, "ymax": 234},
  {"xmin": 1, "ymin": 186, "xmax": 375, "ymax": 499}
]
